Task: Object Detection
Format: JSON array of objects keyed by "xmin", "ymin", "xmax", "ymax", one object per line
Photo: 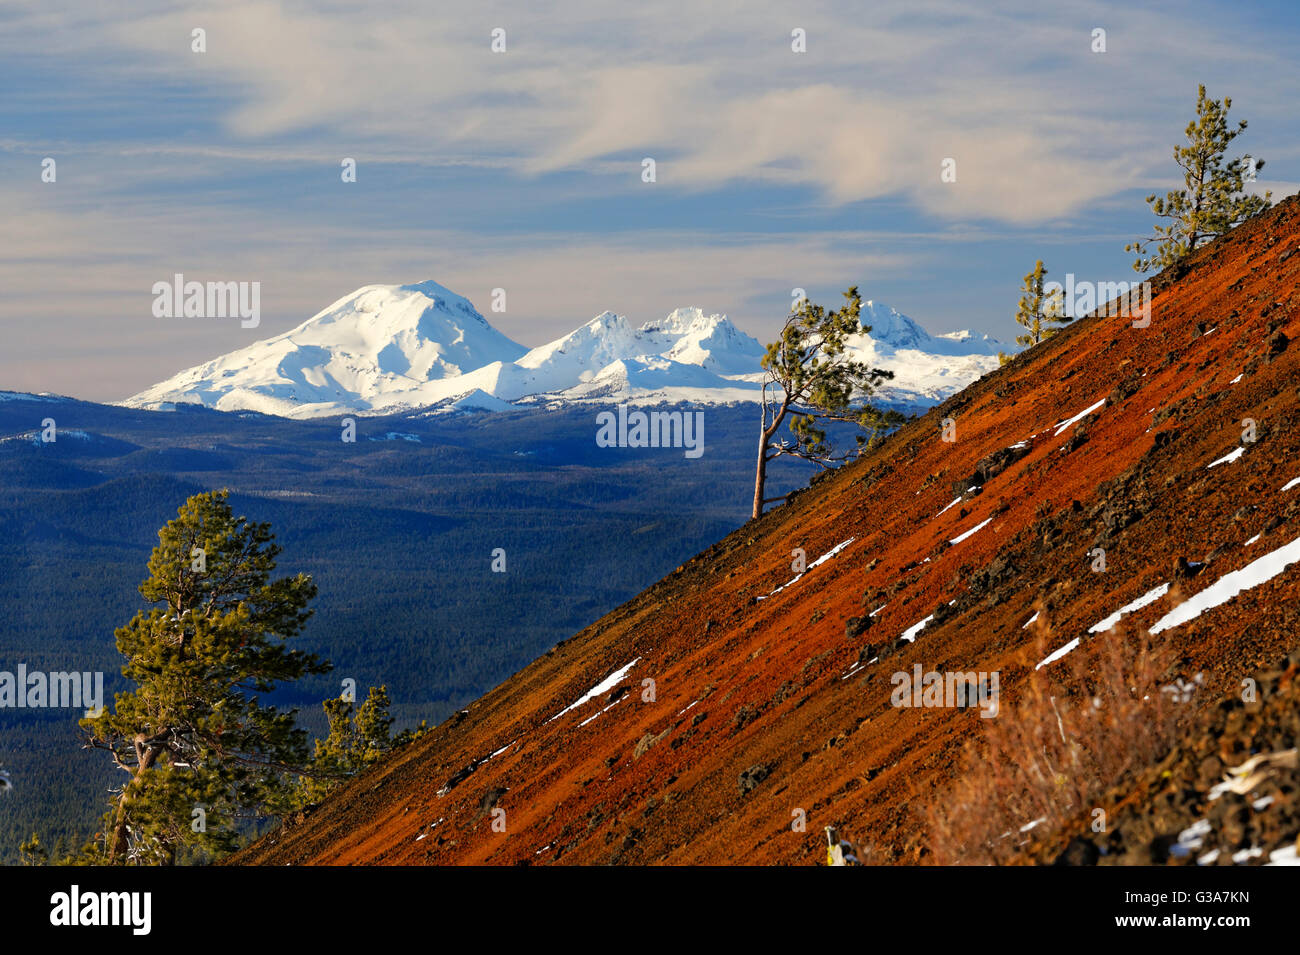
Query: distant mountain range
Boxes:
[{"xmin": 122, "ymin": 280, "xmax": 1009, "ymax": 419}]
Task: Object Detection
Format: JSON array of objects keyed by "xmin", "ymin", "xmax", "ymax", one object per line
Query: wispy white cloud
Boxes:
[{"xmin": 6, "ymin": 0, "xmax": 1287, "ymax": 219}]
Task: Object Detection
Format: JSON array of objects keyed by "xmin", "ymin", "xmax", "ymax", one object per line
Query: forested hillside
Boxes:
[{"xmin": 0, "ymin": 399, "xmax": 815, "ymax": 860}]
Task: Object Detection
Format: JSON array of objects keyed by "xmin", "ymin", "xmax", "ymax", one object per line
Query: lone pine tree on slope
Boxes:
[
  {"xmin": 1014, "ymin": 260, "xmax": 1068, "ymax": 347},
  {"xmin": 296, "ymin": 684, "xmax": 403, "ymax": 806},
  {"xmin": 752, "ymin": 287, "xmax": 903, "ymax": 519},
  {"xmin": 1127, "ymin": 85, "xmax": 1271, "ymax": 273},
  {"xmin": 82, "ymin": 490, "xmax": 328, "ymax": 864}
]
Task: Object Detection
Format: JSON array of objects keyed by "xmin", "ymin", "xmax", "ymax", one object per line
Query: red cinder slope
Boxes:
[{"xmin": 237, "ymin": 195, "xmax": 1300, "ymax": 865}]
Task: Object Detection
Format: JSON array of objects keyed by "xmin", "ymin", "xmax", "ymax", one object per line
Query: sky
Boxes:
[{"xmin": 1, "ymin": 0, "xmax": 1296, "ymax": 402}]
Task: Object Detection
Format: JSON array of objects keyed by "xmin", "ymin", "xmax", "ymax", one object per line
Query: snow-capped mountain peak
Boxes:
[
  {"xmin": 123, "ymin": 282, "xmax": 1009, "ymax": 418},
  {"xmin": 859, "ymin": 300, "xmax": 1000, "ymax": 357},
  {"xmin": 125, "ymin": 282, "xmax": 527, "ymax": 418},
  {"xmin": 641, "ymin": 308, "xmax": 764, "ymax": 375}
]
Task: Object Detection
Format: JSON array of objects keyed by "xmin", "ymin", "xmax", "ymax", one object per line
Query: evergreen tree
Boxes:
[
  {"xmin": 1126, "ymin": 85, "xmax": 1271, "ymax": 273},
  {"xmin": 81, "ymin": 490, "xmax": 329, "ymax": 865},
  {"xmin": 18, "ymin": 832, "xmax": 47, "ymax": 866},
  {"xmin": 1014, "ymin": 260, "xmax": 1068, "ymax": 347},
  {"xmin": 753, "ymin": 287, "xmax": 903, "ymax": 519},
  {"xmin": 295, "ymin": 686, "xmax": 430, "ymax": 806},
  {"xmin": 297, "ymin": 685, "xmax": 398, "ymax": 805}
]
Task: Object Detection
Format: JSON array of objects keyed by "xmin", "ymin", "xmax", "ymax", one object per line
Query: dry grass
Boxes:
[{"xmin": 924, "ymin": 609, "xmax": 1187, "ymax": 864}]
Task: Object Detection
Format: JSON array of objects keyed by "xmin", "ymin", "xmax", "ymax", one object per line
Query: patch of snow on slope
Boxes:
[
  {"xmin": 757, "ymin": 537, "xmax": 855, "ymax": 599},
  {"xmin": 900, "ymin": 614, "xmax": 935, "ymax": 644},
  {"xmin": 1036, "ymin": 638, "xmax": 1080, "ymax": 670},
  {"xmin": 949, "ymin": 517, "xmax": 992, "ymax": 545},
  {"xmin": 1269, "ymin": 845, "xmax": 1300, "ymax": 865},
  {"xmin": 546, "ymin": 658, "xmax": 641, "ymax": 723},
  {"xmin": 1088, "ymin": 583, "xmax": 1170, "ymax": 634},
  {"xmin": 1206, "ymin": 447, "xmax": 1245, "ymax": 469},
  {"xmin": 1150, "ymin": 535, "xmax": 1300, "ymax": 634},
  {"xmin": 1169, "ymin": 819, "xmax": 1212, "ymax": 857},
  {"xmin": 1052, "ymin": 398, "xmax": 1106, "ymax": 437},
  {"xmin": 935, "ymin": 496, "xmax": 963, "ymax": 517},
  {"xmin": 578, "ymin": 694, "xmax": 629, "ymax": 728}
]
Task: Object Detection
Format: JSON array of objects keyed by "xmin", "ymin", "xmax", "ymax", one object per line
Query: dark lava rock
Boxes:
[
  {"xmin": 845, "ymin": 615, "xmax": 874, "ymax": 639},
  {"xmin": 1267, "ymin": 330, "xmax": 1290, "ymax": 360},
  {"xmin": 929, "ymin": 601, "xmax": 958, "ymax": 627},
  {"xmin": 1053, "ymin": 837, "xmax": 1101, "ymax": 866},
  {"xmin": 476, "ymin": 786, "xmax": 508, "ymax": 820},
  {"xmin": 738, "ymin": 763, "xmax": 774, "ymax": 794}
]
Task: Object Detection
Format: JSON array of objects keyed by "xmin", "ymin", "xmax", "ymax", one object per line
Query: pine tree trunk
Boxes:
[
  {"xmin": 108, "ymin": 732, "xmax": 165, "ymax": 864},
  {"xmin": 108, "ymin": 780, "xmax": 135, "ymax": 864},
  {"xmin": 751, "ymin": 439, "xmax": 768, "ymax": 520},
  {"xmin": 753, "ymin": 393, "xmax": 791, "ymax": 519}
]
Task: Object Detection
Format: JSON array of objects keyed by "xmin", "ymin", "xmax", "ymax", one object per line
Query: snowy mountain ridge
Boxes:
[{"xmin": 123, "ymin": 281, "xmax": 1009, "ymax": 419}]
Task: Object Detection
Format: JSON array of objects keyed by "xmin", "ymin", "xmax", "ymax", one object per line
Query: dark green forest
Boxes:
[{"xmin": 0, "ymin": 396, "xmax": 820, "ymax": 861}]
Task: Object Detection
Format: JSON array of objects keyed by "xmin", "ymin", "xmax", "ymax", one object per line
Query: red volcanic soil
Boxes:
[{"xmin": 236, "ymin": 196, "xmax": 1300, "ymax": 866}]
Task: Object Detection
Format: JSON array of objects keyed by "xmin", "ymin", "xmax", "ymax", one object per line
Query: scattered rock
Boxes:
[
  {"xmin": 1267, "ymin": 330, "xmax": 1290, "ymax": 360},
  {"xmin": 1053, "ymin": 837, "xmax": 1100, "ymax": 866},
  {"xmin": 634, "ymin": 725, "xmax": 674, "ymax": 758},
  {"xmin": 475, "ymin": 786, "xmax": 507, "ymax": 821},
  {"xmin": 845, "ymin": 615, "xmax": 874, "ymax": 639},
  {"xmin": 730, "ymin": 706, "xmax": 757, "ymax": 733},
  {"xmin": 738, "ymin": 763, "xmax": 774, "ymax": 795}
]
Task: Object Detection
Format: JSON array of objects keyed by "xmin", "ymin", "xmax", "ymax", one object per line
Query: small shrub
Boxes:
[{"xmin": 924, "ymin": 617, "xmax": 1185, "ymax": 864}]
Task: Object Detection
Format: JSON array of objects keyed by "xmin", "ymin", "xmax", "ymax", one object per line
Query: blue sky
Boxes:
[{"xmin": 1, "ymin": 0, "xmax": 1295, "ymax": 401}]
